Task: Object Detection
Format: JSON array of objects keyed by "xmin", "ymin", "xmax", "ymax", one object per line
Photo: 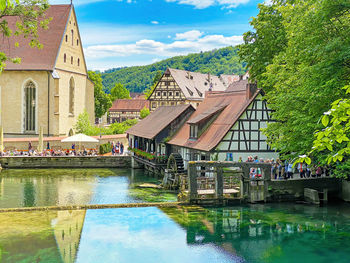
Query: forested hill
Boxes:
[{"xmin": 100, "ymin": 46, "xmax": 246, "ymax": 93}]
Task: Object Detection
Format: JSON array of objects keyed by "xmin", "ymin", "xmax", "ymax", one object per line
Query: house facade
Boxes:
[
  {"xmin": 109, "ymin": 99, "xmax": 149, "ymax": 123},
  {"xmin": 148, "ymin": 68, "xmax": 227, "ymax": 112},
  {"xmin": 127, "ymin": 104, "xmax": 194, "ymax": 156},
  {"xmin": 168, "ymin": 85, "xmax": 279, "ymax": 169},
  {"xmin": 0, "ymin": 4, "xmax": 94, "ymax": 137}
]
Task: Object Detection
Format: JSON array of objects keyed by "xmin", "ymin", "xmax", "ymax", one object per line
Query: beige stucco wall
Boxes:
[
  {"xmin": 55, "ymin": 8, "xmax": 87, "ymax": 75},
  {"xmin": 0, "ymin": 71, "xmax": 53, "ymax": 136}
]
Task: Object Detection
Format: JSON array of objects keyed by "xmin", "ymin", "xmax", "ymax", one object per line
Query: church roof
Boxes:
[
  {"xmin": 168, "ymin": 89, "xmax": 261, "ymax": 152},
  {"xmin": 127, "ymin": 104, "xmax": 194, "ymax": 139},
  {"xmin": 166, "ymin": 68, "xmax": 227, "ymax": 100},
  {"xmin": 0, "ymin": 5, "xmax": 71, "ymax": 71},
  {"xmin": 110, "ymin": 99, "xmax": 149, "ymax": 112}
]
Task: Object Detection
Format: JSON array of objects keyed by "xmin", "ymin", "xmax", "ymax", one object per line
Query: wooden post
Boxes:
[
  {"xmin": 188, "ymin": 163, "xmax": 198, "ymax": 202},
  {"xmin": 215, "ymin": 167, "xmax": 224, "ymax": 202}
]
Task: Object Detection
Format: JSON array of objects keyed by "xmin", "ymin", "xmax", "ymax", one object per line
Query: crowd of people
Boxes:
[
  {"xmin": 238, "ymin": 155, "xmax": 331, "ymax": 180},
  {"xmin": 111, "ymin": 141, "xmax": 124, "ymax": 155},
  {"xmin": 0, "ymin": 141, "xmax": 125, "ymax": 157}
]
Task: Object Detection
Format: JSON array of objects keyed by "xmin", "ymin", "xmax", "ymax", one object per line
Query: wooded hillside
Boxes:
[{"xmin": 100, "ymin": 46, "xmax": 246, "ymax": 93}]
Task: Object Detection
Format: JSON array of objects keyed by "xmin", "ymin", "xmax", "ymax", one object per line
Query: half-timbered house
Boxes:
[
  {"xmin": 148, "ymin": 68, "xmax": 227, "ymax": 111},
  {"xmin": 109, "ymin": 99, "xmax": 149, "ymax": 123},
  {"xmin": 127, "ymin": 104, "xmax": 195, "ymax": 156},
  {"xmin": 168, "ymin": 85, "xmax": 279, "ymax": 169}
]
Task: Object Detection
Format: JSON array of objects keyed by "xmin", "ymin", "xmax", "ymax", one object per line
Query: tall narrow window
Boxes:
[
  {"xmin": 69, "ymin": 77, "xmax": 75, "ymax": 115},
  {"xmin": 71, "ymin": 30, "xmax": 74, "ymax": 46},
  {"xmin": 65, "ymin": 35, "xmax": 68, "ymax": 42},
  {"xmin": 24, "ymin": 81, "xmax": 36, "ymax": 132},
  {"xmin": 64, "ymin": 54, "xmax": 66, "ymax": 63},
  {"xmin": 77, "ymin": 39, "xmax": 79, "ymax": 46},
  {"xmin": 71, "ymin": 56, "xmax": 73, "ymax": 64},
  {"xmin": 77, "ymin": 58, "xmax": 80, "ymax": 66}
]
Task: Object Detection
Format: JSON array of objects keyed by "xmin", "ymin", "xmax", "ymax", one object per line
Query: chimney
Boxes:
[
  {"xmin": 187, "ymin": 71, "xmax": 191, "ymax": 79},
  {"xmin": 239, "ymin": 75, "xmax": 243, "ymax": 81},
  {"xmin": 246, "ymin": 83, "xmax": 257, "ymax": 100},
  {"xmin": 207, "ymin": 73, "xmax": 211, "ymax": 82}
]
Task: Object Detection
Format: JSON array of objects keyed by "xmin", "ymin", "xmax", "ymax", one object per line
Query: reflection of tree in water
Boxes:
[
  {"xmin": 162, "ymin": 205, "xmax": 350, "ymax": 262},
  {"xmin": 23, "ymin": 180, "xmax": 35, "ymax": 207}
]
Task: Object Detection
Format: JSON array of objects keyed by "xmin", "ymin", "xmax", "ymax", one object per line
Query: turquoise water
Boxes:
[
  {"xmin": 0, "ymin": 169, "xmax": 166, "ymax": 207},
  {"xmin": 0, "ymin": 169, "xmax": 350, "ymax": 262},
  {"xmin": 1, "ymin": 204, "xmax": 350, "ymax": 262}
]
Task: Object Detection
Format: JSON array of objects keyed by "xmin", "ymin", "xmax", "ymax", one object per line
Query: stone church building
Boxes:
[{"xmin": 0, "ymin": 4, "xmax": 94, "ymax": 137}]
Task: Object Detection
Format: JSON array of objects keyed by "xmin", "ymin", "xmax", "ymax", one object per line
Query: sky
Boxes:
[{"xmin": 50, "ymin": 0, "xmax": 266, "ymax": 71}]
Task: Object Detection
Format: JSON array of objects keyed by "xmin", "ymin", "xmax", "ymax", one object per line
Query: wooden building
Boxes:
[
  {"xmin": 127, "ymin": 104, "xmax": 194, "ymax": 156},
  {"xmin": 109, "ymin": 99, "xmax": 149, "ymax": 123},
  {"xmin": 168, "ymin": 83, "xmax": 279, "ymax": 169},
  {"xmin": 148, "ymin": 68, "xmax": 227, "ymax": 111}
]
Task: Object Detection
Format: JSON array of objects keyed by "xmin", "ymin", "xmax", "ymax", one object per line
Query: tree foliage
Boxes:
[
  {"xmin": 239, "ymin": 0, "xmax": 350, "ymax": 161},
  {"xmin": 88, "ymin": 71, "xmax": 112, "ymax": 118},
  {"xmin": 101, "ymin": 46, "xmax": 245, "ymax": 93},
  {"xmin": 0, "ymin": 0, "xmax": 50, "ymax": 73},
  {"xmin": 74, "ymin": 110, "xmax": 137, "ymax": 136},
  {"xmin": 110, "ymin": 83, "xmax": 131, "ymax": 102},
  {"xmin": 140, "ymin": 107, "xmax": 150, "ymax": 119}
]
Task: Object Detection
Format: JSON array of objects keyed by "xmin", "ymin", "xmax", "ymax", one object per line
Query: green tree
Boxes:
[
  {"xmin": 0, "ymin": 0, "xmax": 50, "ymax": 73},
  {"xmin": 88, "ymin": 71, "xmax": 112, "ymax": 118},
  {"xmin": 140, "ymin": 106, "xmax": 150, "ymax": 119},
  {"xmin": 74, "ymin": 110, "xmax": 91, "ymax": 134},
  {"xmin": 110, "ymin": 83, "xmax": 131, "ymax": 102},
  {"xmin": 239, "ymin": 0, "xmax": 350, "ymax": 159}
]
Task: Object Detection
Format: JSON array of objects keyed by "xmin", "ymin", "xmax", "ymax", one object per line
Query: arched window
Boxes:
[
  {"xmin": 71, "ymin": 56, "xmax": 73, "ymax": 64},
  {"xmin": 77, "ymin": 39, "xmax": 79, "ymax": 46},
  {"xmin": 24, "ymin": 80, "xmax": 36, "ymax": 132},
  {"xmin": 77, "ymin": 58, "xmax": 80, "ymax": 66},
  {"xmin": 64, "ymin": 54, "xmax": 66, "ymax": 63},
  {"xmin": 69, "ymin": 77, "xmax": 75, "ymax": 115},
  {"xmin": 71, "ymin": 30, "xmax": 74, "ymax": 46}
]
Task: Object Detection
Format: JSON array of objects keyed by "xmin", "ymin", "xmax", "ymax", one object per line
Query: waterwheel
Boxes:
[{"xmin": 163, "ymin": 153, "xmax": 185, "ymax": 189}]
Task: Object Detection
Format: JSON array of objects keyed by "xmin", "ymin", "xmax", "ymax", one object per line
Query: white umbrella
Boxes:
[{"xmin": 61, "ymin": 133, "xmax": 99, "ymax": 152}]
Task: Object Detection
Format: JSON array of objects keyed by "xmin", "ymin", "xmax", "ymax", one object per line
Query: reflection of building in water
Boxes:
[
  {"xmin": 53, "ymin": 210, "xmax": 86, "ymax": 263},
  {"xmin": 0, "ymin": 170, "xmax": 96, "ymax": 208},
  {"xmin": 162, "ymin": 206, "xmax": 335, "ymax": 262},
  {"xmin": 0, "ymin": 210, "xmax": 86, "ymax": 263}
]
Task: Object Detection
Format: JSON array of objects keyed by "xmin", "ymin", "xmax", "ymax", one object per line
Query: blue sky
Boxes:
[{"xmin": 50, "ymin": 0, "xmax": 266, "ymax": 71}]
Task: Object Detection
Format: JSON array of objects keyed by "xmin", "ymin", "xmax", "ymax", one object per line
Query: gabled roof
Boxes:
[
  {"xmin": 127, "ymin": 104, "xmax": 194, "ymax": 139},
  {"xmin": 110, "ymin": 99, "xmax": 149, "ymax": 112},
  {"xmin": 0, "ymin": 5, "xmax": 71, "ymax": 71},
  {"xmin": 226, "ymin": 79, "xmax": 249, "ymax": 92},
  {"xmin": 168, "ymin": 89, "xmax": 261, "ymax": 152},
  {"xmin": 167, "ymin": 68, "xmax": 227, "ymax": 100}
]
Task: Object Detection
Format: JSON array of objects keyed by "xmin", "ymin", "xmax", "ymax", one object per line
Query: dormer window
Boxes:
[
  {"xmin": 195, "ymin": 87, "xmax": 203, "ymax": 97},
  {"xmin": 190, "ymin": 125, "xmax": 198, "ymax": 139},
  {"xmin": 186, "ymin": 87, "xmax": 193, "ymax": 96}
]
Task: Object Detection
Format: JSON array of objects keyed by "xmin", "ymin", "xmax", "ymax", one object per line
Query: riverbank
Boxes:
[{"xmin": 0, "ymin": 156, "xmax": 131, "ymax": 169}]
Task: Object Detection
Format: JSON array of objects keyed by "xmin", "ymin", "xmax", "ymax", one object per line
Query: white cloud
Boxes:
[
  {"xmin": 151, "ymin": 21, "xmax": 159, "ymax": 24},
  {"xmin": 165, "ymin": 0, "xmax": 250, "ymax": 9},
  {"xmin": 175, "ymin": 30, "xmax": 203, "ymax": 41},
  {"xmin": 84, "ymin": 32, "xmax": 243, "ymax": 59}
]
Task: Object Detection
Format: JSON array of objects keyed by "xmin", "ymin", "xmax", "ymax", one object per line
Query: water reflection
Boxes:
[
  {"xmin": 1, "ymin": 204, "xmax": 350, "ymax": 262},
  {"xmin": 0, "ymin": 169, "xmax": 156, "ymax": 208}
]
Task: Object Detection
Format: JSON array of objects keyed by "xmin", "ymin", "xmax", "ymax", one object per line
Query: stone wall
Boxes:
[
  {"xmin": 0, "ymin": 156, "xmax": 131, "ymax": 169},
  {"xmin": 268, "ymin": 178, "xmax": 341, "ymax": 202}
]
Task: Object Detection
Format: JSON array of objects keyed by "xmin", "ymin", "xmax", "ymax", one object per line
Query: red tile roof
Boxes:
[
  {"xmin": 168, "ymin": 90, "xmax": 261, "ymax": 152},
  {"xmin": 0, "ymin": 5, "xmax": 71, "ymax": 71},
  {"xmin": 127, "ymin": 104, "xmax": 194, "ymax": 139},
  {"xmin": 109, "ymin": 99, "xmax": 150, "ymax": 112}
]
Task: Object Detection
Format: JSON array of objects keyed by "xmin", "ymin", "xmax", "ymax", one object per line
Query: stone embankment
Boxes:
[
  {"xmin": 0, "ymin": 155, "xmax": 131, "ymax": 169},
  {"xmin": 0, "ymin": 202, "xmax": 185, "ymax": 213}
]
